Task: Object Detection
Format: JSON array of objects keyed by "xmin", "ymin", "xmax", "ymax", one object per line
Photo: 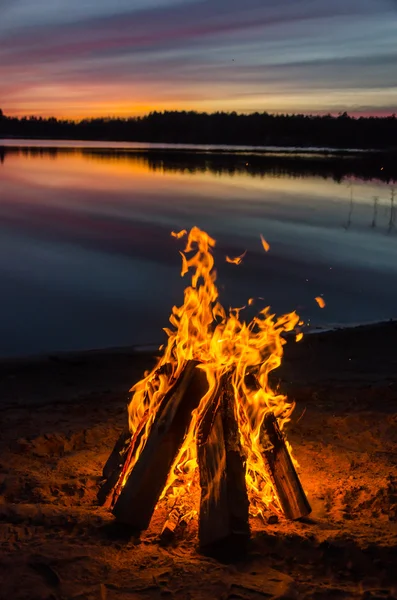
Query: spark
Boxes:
[
  {"xmin": 171, "ymin": 230, "xmax": 187, "ymax": 239},
  {"xmin": 260, "ymin": 235, "xmax": 270, "ymax": 252},
  {"xmin": 315, "ymin": 296, "xmax": 326, "ymax": 309},
  {"xmin": 226, "ymin": 250, "xmax": 247, "ymax": 265}
]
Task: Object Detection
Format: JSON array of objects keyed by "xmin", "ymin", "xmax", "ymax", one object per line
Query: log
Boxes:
[
  {"xmin": 98, "ymin": 364, "xmax": 170, "ymax": 507},
  {"xmin": 97, "ymin": 428, "xmax": 131, "ymax": 506},
  {"xmin": 113, "ymin": 360, "xmax": 208, "ymax": 530},
  {"xmin": 197, "ymin": 380, "xmax": 250, "ymax": 550},
  {"xmin": 97, "ymin": 410, "xmax": 149, "ymax": 508},
  {"xmin": 261, "ymin": 412, "xmax": 311, "ymax": 520},
  {"xmin": 160, "ymin": 505, "xmax": 182, "ymax": 544},
  {"xmin": 102, "ymin": 428, "xmax": 131, "ymax": 481}
]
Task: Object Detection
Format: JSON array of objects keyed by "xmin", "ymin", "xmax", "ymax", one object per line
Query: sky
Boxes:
[{"xmin": 1, "ymin": 0, "xmax": 396, "ymax": 119}]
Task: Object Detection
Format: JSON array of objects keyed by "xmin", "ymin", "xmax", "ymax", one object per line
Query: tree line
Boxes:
[{"xmin": 0, "ymin": 109, "xmax": 396, "ymax": 149}]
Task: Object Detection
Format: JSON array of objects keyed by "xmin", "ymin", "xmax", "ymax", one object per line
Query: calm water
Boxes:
[{"xmin": 1, "ymin": 142, "xmax": 396, "ymax": 357}]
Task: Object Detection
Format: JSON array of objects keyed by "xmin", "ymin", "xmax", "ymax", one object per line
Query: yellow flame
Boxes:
[
  {"xmin": 260, "ymin": 235, "xmax": 270, "ymax": 252},
  {"xmin": 315, "ymin": 296, "xmax": 326, "ymax": 308},
  {"xmin": 226, "ymin": 250, "xmax": 247, "ymax": 265},
  {"xmin": 125, "ymin": 227, "xmax": 300, "ymax": 518},
  {"xmin": 296, "ymin": 332, "xmax": 304, "ymax": 342}
]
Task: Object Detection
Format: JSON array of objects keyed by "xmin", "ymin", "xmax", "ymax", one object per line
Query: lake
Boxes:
[{"xmin": 0, "ymin": 141, "xmax": 396, "ymax": 357}]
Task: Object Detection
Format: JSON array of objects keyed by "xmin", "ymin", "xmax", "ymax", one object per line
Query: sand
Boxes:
[{"xmin": 0, "ymin": 322, "xmax": 396, "ymax": 599}]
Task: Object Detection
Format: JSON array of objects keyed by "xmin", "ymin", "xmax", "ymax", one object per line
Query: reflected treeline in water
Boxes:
[
  {"xmin": 388, "ymin": 188, "xmax": 396, "ymax": 233},
  {"xmin": 1, "ymin": 145, "xmax": 397, "ymax": 183}
]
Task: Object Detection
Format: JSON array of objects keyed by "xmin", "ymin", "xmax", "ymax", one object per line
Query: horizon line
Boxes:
[{"xmin": 2, "ymin": 108, "xmax": 396, "ymax": 122}]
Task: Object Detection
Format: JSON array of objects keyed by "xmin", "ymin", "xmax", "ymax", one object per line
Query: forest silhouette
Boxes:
[{"xmin": 1, "ymin": 109, "xmax": 396, "ymax": 149}]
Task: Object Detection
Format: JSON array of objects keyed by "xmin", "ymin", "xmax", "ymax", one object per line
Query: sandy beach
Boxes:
[{"xmin": 0, "ymin": 322, "xmax": 396, "ymax": 599}]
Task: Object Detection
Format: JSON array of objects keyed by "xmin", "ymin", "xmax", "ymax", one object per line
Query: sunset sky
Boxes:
[{"xmin": 1, "ymin": 0, "xmax": 396, "ymax": 119}]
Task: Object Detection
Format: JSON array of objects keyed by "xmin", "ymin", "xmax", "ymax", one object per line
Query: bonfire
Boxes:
[{"xmin": 98, "ymin": 227, "xmax": 310, "ymax": 549}]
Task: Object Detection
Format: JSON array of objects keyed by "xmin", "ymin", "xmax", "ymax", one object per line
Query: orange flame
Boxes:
[
  {"xmin": 125, "ymin": 227, "xmax": 300, "ymax": 517},
  {"xmin": 260, "ymin": 235, "xmax": 270, "ymax": 252},
  {"xmin": 226, "ymin": 250, "xmax": 247, "ymax": 265},
  {"xmin": 315, "ymin": 296, "xmax": 326, "ymax": 308},
  {"xmin": 171, "ymin": 229, "xmax": 187, "ymax": 239}
]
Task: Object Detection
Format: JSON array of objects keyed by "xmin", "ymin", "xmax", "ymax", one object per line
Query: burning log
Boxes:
[
  {"xmin": 261, "ymin": 413, "xmax": 311, "ymax": 520},
  {"xmin": 113, "ymin": 360, "xmax": 208, "ymax": 530},
  {"xmin": 102, "ymin": 428, "xmax": 131, "ymax": 482},
  {"xmin": 97, "ymin": 410, "xmax": 150, "ymax": 508},
  {"xmin": 98, "ymin": 365, "xmax": 171, "ymax": 507},
  {"xmin": 97, "ymin": 427, "xmax": 131, "ymax": 507},
  {"xmin": 197, "ymin": 379, "xmax": 250, "ymax": 550}
]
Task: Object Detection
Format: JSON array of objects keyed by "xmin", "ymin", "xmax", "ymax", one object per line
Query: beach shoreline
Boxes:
[{"xmin": 0, "ymin": 320, "xmax": 396, "ymax": 598}]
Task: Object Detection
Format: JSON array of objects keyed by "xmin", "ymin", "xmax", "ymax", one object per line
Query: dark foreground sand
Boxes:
[{"xmin": 0, "ymin": 322, "xmax": 396, "ymax": 600}]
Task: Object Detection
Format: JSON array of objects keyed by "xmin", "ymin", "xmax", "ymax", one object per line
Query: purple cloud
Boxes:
[{"xmin": 1, "ymin": 0, "xmax": 396, "ymax": 116}]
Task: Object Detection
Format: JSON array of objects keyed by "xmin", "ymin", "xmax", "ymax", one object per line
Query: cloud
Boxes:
[{"xmin": 1, "ymin": 0, "xmax": 396, "ymax": 116}]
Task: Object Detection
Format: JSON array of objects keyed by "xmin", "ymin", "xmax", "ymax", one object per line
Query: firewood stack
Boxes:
[
  {"xmin": 98, "ymin": 226, "xmax": 311, "ymax": 551},
  {"xmin": 98, "ymin": 361, "xmax": 311, "ymax": 550}
]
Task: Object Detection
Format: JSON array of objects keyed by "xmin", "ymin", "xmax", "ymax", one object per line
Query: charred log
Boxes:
[
  {"xmin": 112, "ymin": 360, "xmax": 208, "ymax": 530},
  {"xmin": 261, "ymin": 412, "xmax": 311, "ymax": 520},
  {"xmin": 98, "ymin": 364, "xmax": 171, "ymax": 508},
  {"xmin": 197, "ymin": 380, "xmax": 250, "ymax": 551},
  {"xmin": 97, "ymin": 428, "xmax": 131, "ymax": 507},
  {"xmin": 97, "ymin": 410, "xmax": 150, "ymax": 508},
  {"xmin": 102, "ymin": 428, "xmax": 131, "ymax": 481}
]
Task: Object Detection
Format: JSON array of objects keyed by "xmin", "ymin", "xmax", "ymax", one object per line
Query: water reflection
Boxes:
[
  {"xmin": 0, "ymin": 143, "xmax": 396, "ymax": 356},
  {"xmin": 2, "ymin": 144, "xmax": 397, "ymax": 183}
]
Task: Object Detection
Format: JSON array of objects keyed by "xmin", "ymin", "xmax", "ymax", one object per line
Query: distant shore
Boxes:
[
  {"xmin": 0, "ymin": 137, "xmax": 388, "ymax": 153},
  {"xmin": 2, "ymin": 111, "xmax": 396, "ymax": 151}
]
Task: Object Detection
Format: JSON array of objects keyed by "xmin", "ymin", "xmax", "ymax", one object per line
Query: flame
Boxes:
[
  {"xmin": 315, "ymin": 296, "xmax": 326, "ymax": 308},
  {"xmin": 125, "ymin": 227, "xmax": 300, "ymax": 518},
  {"xmin": 171, "ymin": 229, "xmax": 187, "ymax": 239},
  {"xmin": 260, "ymin": 235, "xmax": 270, "ymax": 252},
  {"xmin": 226, "ymin": 250, "xmax": 247, "ymax": 265}
]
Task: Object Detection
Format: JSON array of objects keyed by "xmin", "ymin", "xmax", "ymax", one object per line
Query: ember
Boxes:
[{"xmin": 99, "ymin": 227, "xmax": 311, "ymax": 549}]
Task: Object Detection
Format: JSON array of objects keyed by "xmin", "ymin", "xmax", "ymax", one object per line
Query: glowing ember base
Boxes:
[{"xmin": 98, "ymin": 228, "xmax": 311, "ymax": 549}]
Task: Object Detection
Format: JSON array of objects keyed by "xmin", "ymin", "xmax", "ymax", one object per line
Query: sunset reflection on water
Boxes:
[{"xmin": 0, "ymin": 143, "xmax": 396, "ymax": 356}]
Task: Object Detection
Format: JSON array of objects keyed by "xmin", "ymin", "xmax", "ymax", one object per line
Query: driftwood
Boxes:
[
  {"xmin": 197, "ymin": 380, "xmax": 250, "ymax": 550},
  {"xmin": 113, "ymin": 360, "xmax": 208, "ymax": 530},
  {"xmin": 261, "ymin": 412, "xmax": 311, "ymax": 520}
]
